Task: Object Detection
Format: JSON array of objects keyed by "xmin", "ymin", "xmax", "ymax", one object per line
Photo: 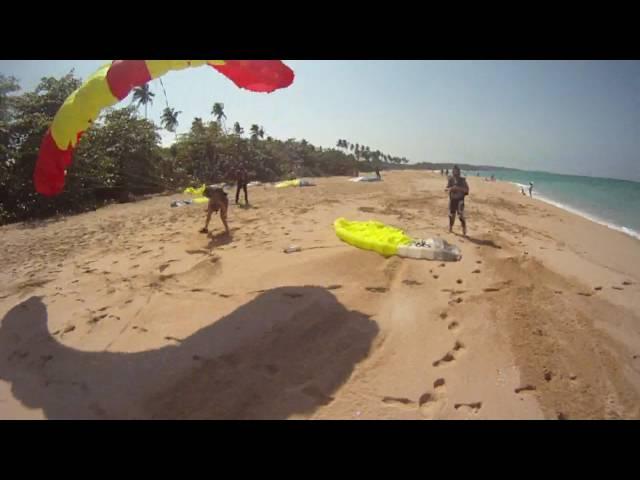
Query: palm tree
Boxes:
[
  {"xmin": 161, "ymin": 107, "xmax": 181, "ymax": 133},
  {"xmin": 211, "ymin": 102, "xmax": 226, "ymax": 131},
  {"xmin": 250, "ymin": 124, "xmax": 260, "ymax": 140},
  {"xmin": 132, "ymin": 84, "xmax": 155, "ymax": 119},
  {"xmin": 233, "ymin": 121, "xmax": 244, "ymax": 136}
]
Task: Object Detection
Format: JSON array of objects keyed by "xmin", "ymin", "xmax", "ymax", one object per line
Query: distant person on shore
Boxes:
[
  {"xmin": 445, "ymin": 168, "xmax": 449, "ymax": 177},
  {"xmin": 529, "ymin": 182, "xmax": 534, "ymax": 197},
  {"xmin": 375, "ymin": 166, "xmax": 381, "ymax": 180},
  {"xmin": 440, "ymin": 169, "xmax": 444, "ymax": 176},
  {"xmin": 200, "ymin": 185, "xmax": 230, "ymax": 235},
  {"xmin": 446, "ymin": 165, "xmax": 469, "ymax": 236},
  {"xmin": 521, "ymin": 187, "xmax": 526, "ymax": 195},
  {"xmin": 235, "ymin": 165, "xmax": 249, "ymax": 205}
]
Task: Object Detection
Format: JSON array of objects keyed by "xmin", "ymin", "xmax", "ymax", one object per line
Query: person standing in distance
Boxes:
[{"xmin": 446, "ymin": 165, "xmax": 470, "ymax": 236}]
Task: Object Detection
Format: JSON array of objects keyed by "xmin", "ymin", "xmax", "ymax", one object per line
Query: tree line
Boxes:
[{"xmin": 0, "ymin": 71, "xmax": 409, "ymax": 225}]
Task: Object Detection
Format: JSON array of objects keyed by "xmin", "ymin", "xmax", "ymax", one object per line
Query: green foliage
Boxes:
[{"xmin": 0, "ymin": 72, "xmax": 405, "ymax": 225}]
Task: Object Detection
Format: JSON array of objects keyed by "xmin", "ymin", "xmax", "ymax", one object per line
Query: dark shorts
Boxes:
[{"xmin": 449, "ymin": 198, "xmax": 465, "ymax": 218}]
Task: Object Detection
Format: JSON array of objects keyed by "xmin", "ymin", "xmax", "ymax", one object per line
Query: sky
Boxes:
[{"xmin": 2, "ymin": 60, "xmax": 639, "ymax": 181}]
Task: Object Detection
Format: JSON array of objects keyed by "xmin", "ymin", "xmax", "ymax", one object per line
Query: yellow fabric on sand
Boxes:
[
  {"xmin": 275, "ymin": 179, "xmax": 301, "ymax": 189},
  {"xmin": 334, "ymin": 218, "xmax": 413, "ymax": 257},
  {"xmin": 183, "ymin": 185, "xmax": 206, "ymax": 196}
]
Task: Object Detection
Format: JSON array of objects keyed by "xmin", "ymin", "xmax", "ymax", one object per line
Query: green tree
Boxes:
[
  {"xmin": 160, "ymin": 107, "xmax": 181, "ymax": 133},
  {"xmin": 250, "ymin": 124, "xmax": 260, "ymax": 140},
  {"xmin": 0, "ymin": 74, "xmax": 20, "ymax": 122},
  {"xmin": 211, "ymin": 102, "xmax": 226, "ymax": 131},
  {"xmin": 132, "ymin": 84, "xmax": 155, "ymax": 119}
]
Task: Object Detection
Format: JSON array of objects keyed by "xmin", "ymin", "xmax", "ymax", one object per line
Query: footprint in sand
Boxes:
[
  {"xmin": 612, "ymin": 286, "xmax": 624, "ymax": 291},
  {"xmin": 327, "ymin": 285, "xmax": 343, "ymax": 290},
  {"xmin": 382, "ymin": 397, "xmax": 416, "ymax": 409},
  {"xmin": 483, "ymin": 287, "xmax": 501, "ymax": 293},
  {"xmin": 472, "ymin": 269, "xmax": 481, "ymax": 274},
  {"xmin": 448, "ymin": 321, "xmax": 459, "ymax": 331},
  {"xmin": 514, "ymin": 385, "xmax": 537, "ymax": 394},
  {"xmin": 418, "ymin": 392, "xmax": 437, "ymax": 412},
  {"xmin": 88, "ymin": 313, "xmax": 108, "ymax": 325},
  {"xmin": 454, "ymin": 402, "xmax": 483, "ymax": 414},
  {"xmin": 402, "ymin": 280, "xmax": 423, "ymax": 286},
  {"xmin": 594, "ymin": 286, "xmax": 603, "ymax": 291},
  {"xmin": 418, "ymin": 378, "xmax": 449, "ymax": 417},
  {"xmin": 577, "ymin": 292, "xmax": 592, "ymax": 297},
  {"xmin": 366, "ymin": 287, "xmax": 388, "ymax": 293},
  {"xmin": 433, "ymin": 378, "xmax": 446, "ymax": 393},
  {"xmin": 433, "ymin": 352, "xmax": 455, "ymax": 367},
  {"xmin": 433, "ymin": 341, "xmax": 464, "ymax": 367},
  {"xmin": 622, "ymin": 281, "xmax": 633, "ymax": 286}
]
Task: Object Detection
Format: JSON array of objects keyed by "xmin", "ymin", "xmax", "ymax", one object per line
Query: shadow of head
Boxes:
[
  {"xmin": 0, "ymin": 296, "xmax": 48, "ymax": 344},
  {"xmin": 0, "ymin": 288, "xmax": 378, "ymax": 419}
]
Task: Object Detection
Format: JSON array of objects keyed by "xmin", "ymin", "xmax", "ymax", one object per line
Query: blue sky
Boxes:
[{"xmin": 2, "ymin": 60, "xmax": 639, "ymax": 181}]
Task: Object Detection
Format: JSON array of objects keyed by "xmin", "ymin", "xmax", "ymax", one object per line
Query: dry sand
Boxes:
[{"xmin": 1, "ymin": 171, "xmax": 639, "ymax": 419}]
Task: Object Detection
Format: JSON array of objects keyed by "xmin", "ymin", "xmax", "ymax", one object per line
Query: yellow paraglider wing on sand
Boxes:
[
  {"xmin": 334, "ymin": 218, "xmax": 413, "ymax": 257},
  {"xmin": 275, "ymin": 179, "xmax": 302, "ymax": 189},
  {"xmin": 183, "ymin": 185, "xmax": 207, "ymax": 196}
]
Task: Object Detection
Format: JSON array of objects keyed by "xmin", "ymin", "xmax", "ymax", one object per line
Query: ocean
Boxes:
[{"xmin": 464, "ymin": 169, "xmax": 640, "ymax": 240}]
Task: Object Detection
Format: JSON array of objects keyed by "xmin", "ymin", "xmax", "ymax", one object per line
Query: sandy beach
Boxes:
[{"xmin": 1, "ymin": 170, "xmax": 639, "ymax": 419}]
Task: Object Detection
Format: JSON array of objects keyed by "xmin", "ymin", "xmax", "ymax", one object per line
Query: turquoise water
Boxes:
[{"xmin": 465, "ymin": 169, "xmax": 640, "ymax": 240}]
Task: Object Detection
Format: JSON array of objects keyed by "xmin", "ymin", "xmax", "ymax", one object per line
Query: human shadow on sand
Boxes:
[
  {"xmin": 207, "ymin": 231, "xmax": 234, "ymax": 248},
  {"xmin": 0, "ymin": 287, "xmax": 378, "ymax": 419},
  {"xmin": 455, "ymin": 233, "xmax": 502, "ymax": 249}
]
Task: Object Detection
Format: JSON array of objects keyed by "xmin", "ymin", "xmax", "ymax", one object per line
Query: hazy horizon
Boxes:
[{"xmin": 2, "ymin": 60, "xmax": 639, "ymax": 182}]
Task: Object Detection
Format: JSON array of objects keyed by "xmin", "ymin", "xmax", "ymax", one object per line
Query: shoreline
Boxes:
[{"xmin": 506, "ymin": 180, "xmax": 640, "ymax": 241}]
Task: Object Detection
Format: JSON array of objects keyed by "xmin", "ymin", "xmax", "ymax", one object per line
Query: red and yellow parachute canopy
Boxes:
[{"xmin": 34, "ymin": 60, "xmax": 294, "ymax": 196}]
